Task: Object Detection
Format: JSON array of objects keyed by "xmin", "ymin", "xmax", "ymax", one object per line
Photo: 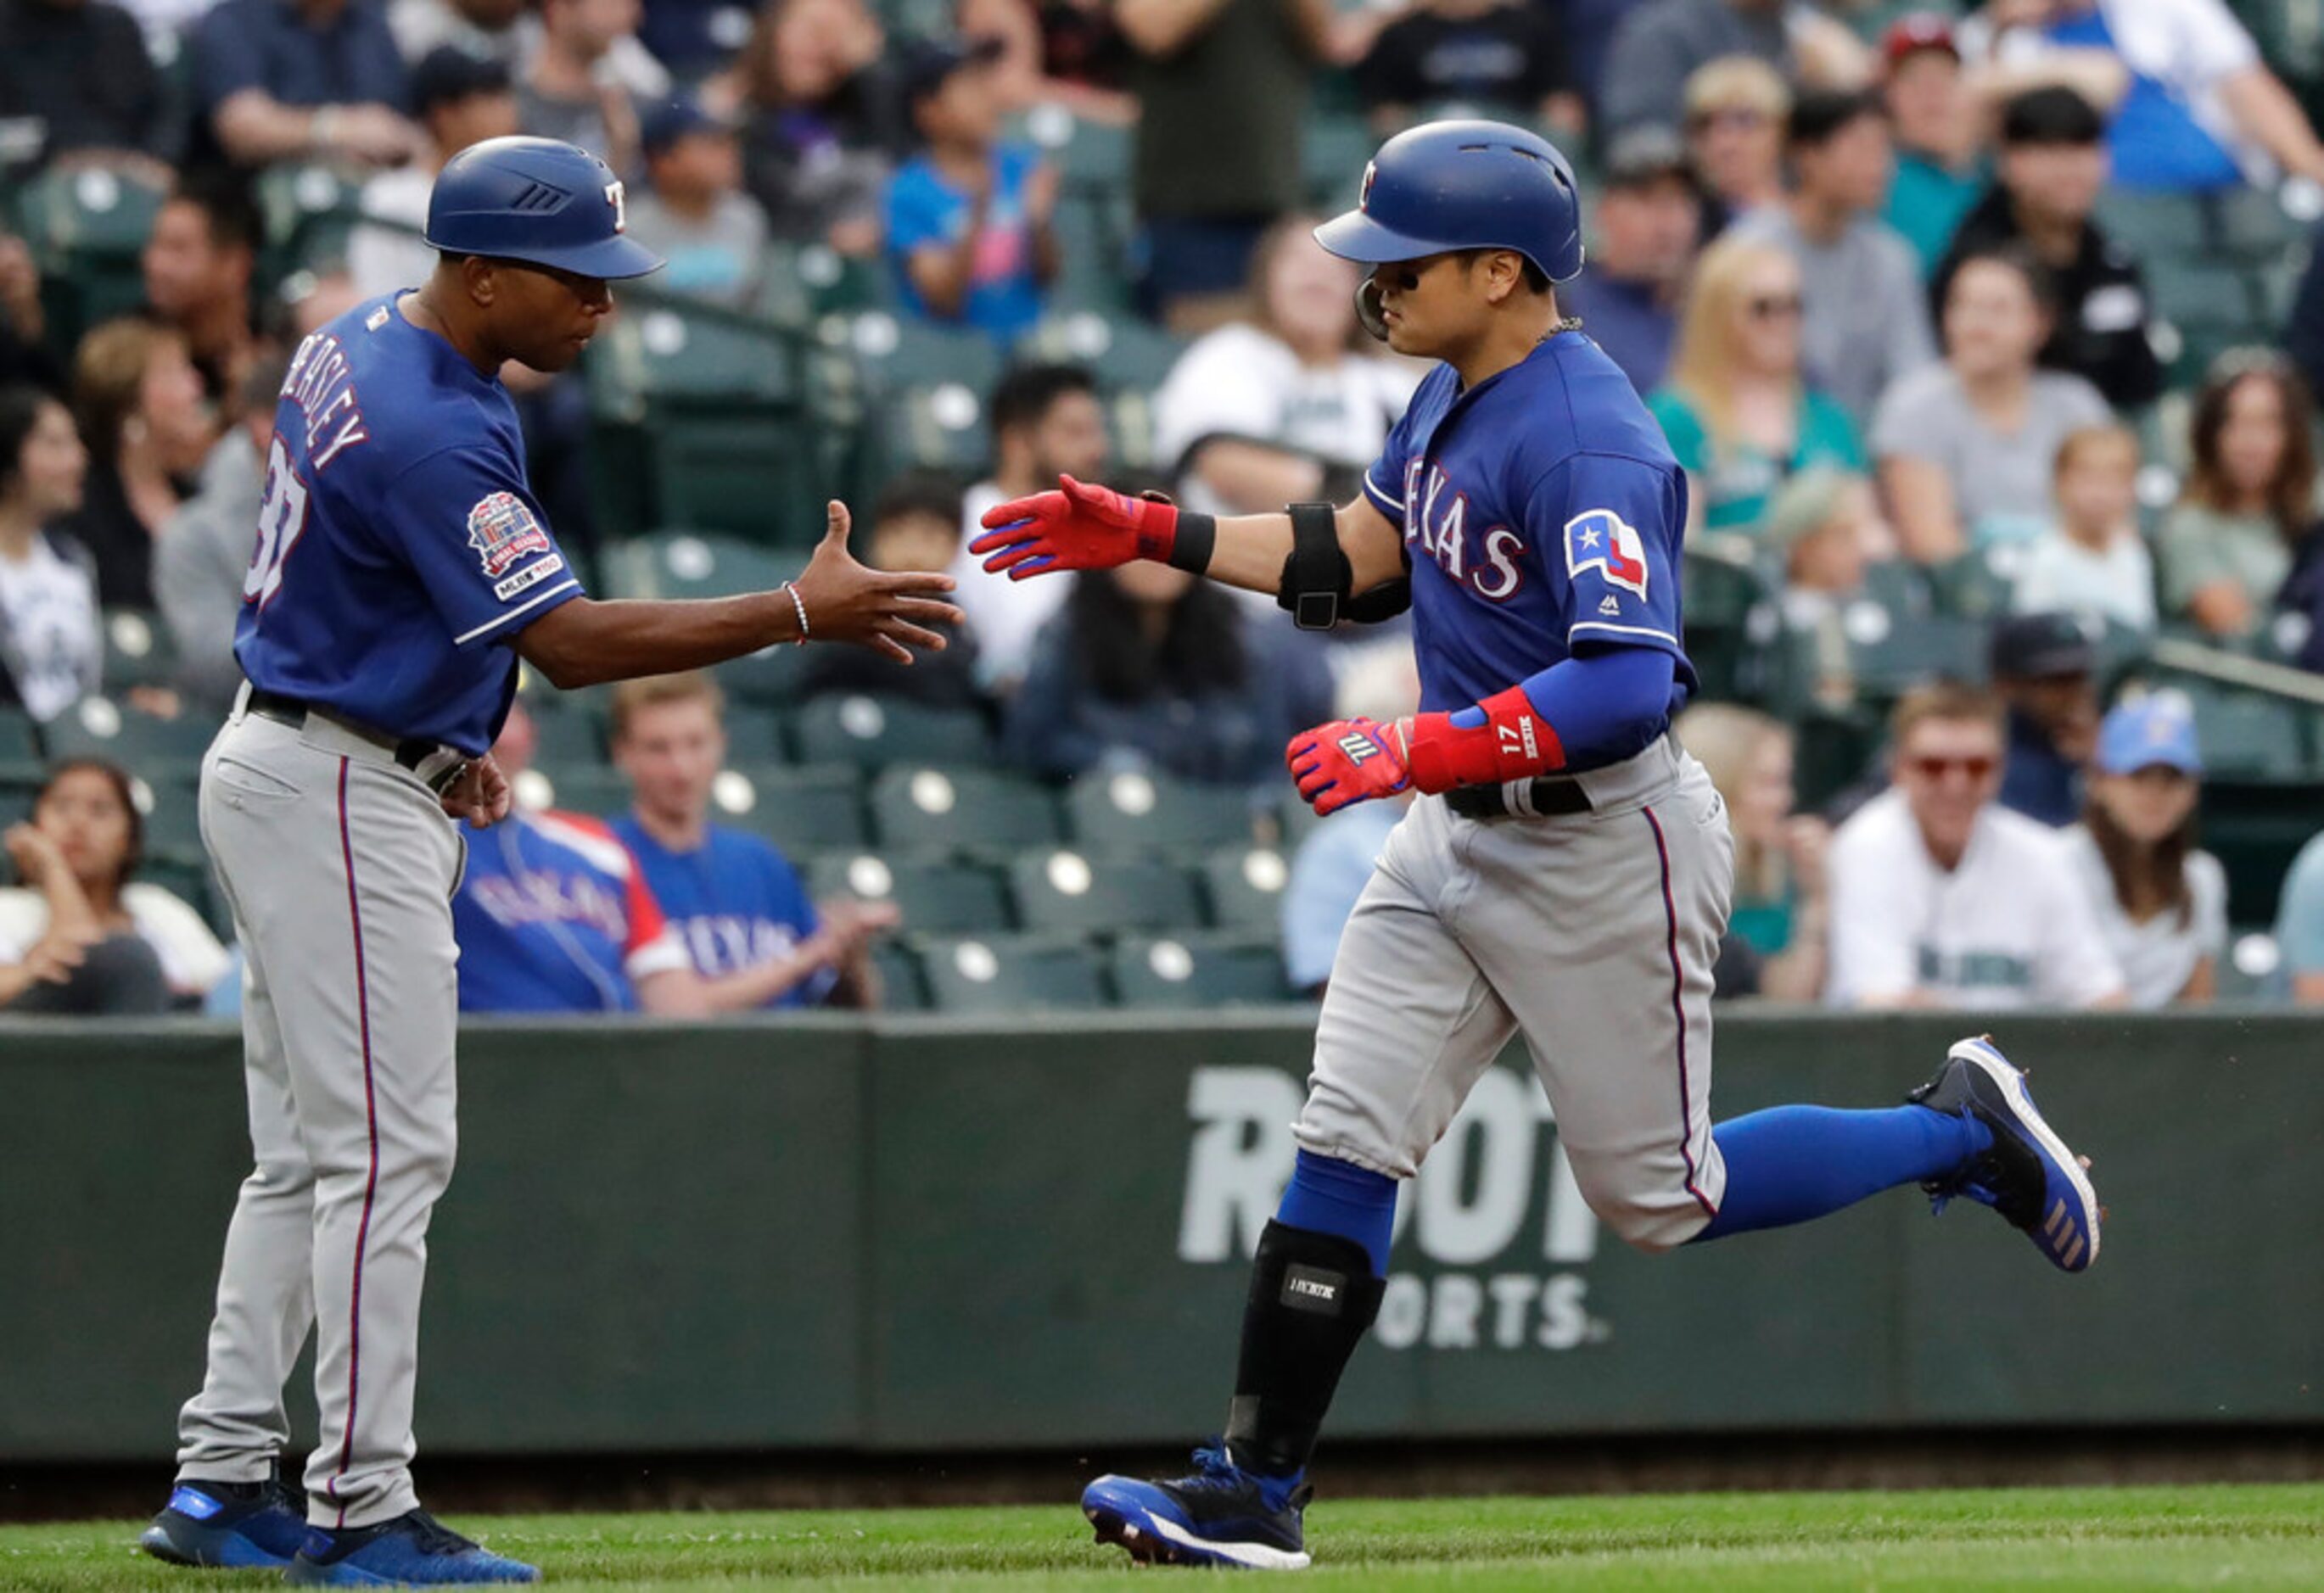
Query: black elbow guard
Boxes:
[{"xmin": 1274, "ymin": 500, "xmax": 1411, "ymax": 629}]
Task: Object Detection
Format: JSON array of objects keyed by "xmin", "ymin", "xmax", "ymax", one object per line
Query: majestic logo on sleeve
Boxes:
[
  {"xmin": 467, "ymin": 492, "xmax": 553, "ymax": 578},
  {"xmin": 1564, "ymin": 510, "xmax": 1649, "ymax": 600}
]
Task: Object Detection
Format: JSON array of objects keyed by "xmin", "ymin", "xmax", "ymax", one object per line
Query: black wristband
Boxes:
[{"xmin": 1167, "ymin": 511, "xmax": 1217, "ymax": 573}]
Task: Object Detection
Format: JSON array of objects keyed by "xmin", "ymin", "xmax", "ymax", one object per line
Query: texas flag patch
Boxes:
[{"xmin": 1564, "ymin": 509, "xmax": 1649, "ymax": 600}]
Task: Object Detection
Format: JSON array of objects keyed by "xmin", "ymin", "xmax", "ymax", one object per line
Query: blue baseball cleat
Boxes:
[
  {"xmin": 1911, "ymin": 1034, "xmax": 2102, "ymax": 1272},
  {"xmin": 286, "ymin": 1509, "xmax": 539, "ymax": 1586},
  {"xmin": 139, "ymin": 1476, "xmax": 310, "ymax": 1568},
  {"xmin": 1083, "ymin": 1445, "xmax": 1313, "ymax": 1570}
]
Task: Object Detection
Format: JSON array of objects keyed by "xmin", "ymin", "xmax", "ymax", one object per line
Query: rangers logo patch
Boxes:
[
  {"xmin": 468, "ymin": 492, "xmax": 552, "ymax": 578},
  {"xmin": 1563, "ymin": 509, "xmax": 1649, "ymax": 600}
]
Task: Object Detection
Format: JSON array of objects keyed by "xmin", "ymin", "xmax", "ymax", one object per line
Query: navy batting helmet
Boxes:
[
  {"xmin": 425, "ymin": 136, "xmax": 663, "ymax": 279},
  {"xmin": 1314, "ymin": 120, "xmax": 1585, "ymax": 283}
]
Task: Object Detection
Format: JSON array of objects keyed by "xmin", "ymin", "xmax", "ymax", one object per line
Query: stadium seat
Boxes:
[
  {"xmin": 256, "ymin": 162, "xmax": 363, "ymax": 278},
  {"xmin": 868, "ymin": 382, "xmax": 990, "ymax": 473},
  {"xmin": 854, "ymin": 315, "xmax": 1006, "ymax": 396},
  {"xmin": 527, "ymin": 701, "xmax": 607, "ymax": 768},
  {"xmin": 869, "ymin": 765, "xmax": 1061, "ymax": 851},
  {"xmin": 714, "ymin": 764, "xmax": 871, "ymax": 852},
  {"xmin": 1063, "ymin": 769, "xmax": 1265, "ymax": 852},
  {"xmin": 133, "ymin": 769, "xmax": 204, "ymax": 864},
  {"xmin": 1681, "ymin": 551, "xmax": 1783, "ymax": 703},
  {"xmin": 0, "ymin": 707, "xmax": 43, "ymax": 781},
  {"xmin": 2174, "ymin": 685, "xmax": 2315, "ymax": 779},
  {"xmin": 1924, "ymin": 551, "xmax": 2014, "ymax": 620},
  {"xmin": 601, "ymin": 531, "xmax": 801, "ymax": 601},
  {"xmin": 806, "ymin": 852, "xmax": 1013, "ymax": 934},
  {"xmin": 43, "ymin": 696, "xmax": 216, "ymax": 771},
  {"xmin": 2203, "ymin": 778, "xmax": 2324, "ymax": 924},
  {"xmin": 1847, "ymin": 612, "xmax": 1989, "ymax": 699},
  {"xmin": 1015, "ymin": 311, "xmax": 1189, "ymax": 394},
  {"xmin": 913, "ymin": 931, "xmax": 1109, "ymax": 1013},
  {"xmin": 100, "ymin": 609, "xmax": 178, "ymax": 695},
  {"xmin": 1197, "ymin": 844, "xmax": 1293, "ymax": 934},
  {"xmin": 520, "ymin": 765, "xmax": 630, "ymax": 818},
  {"xmin": 871, "ymin": 939, "xmax": 929, "ymax": 1010},
  {"xmin": 1303, "ymin": 110, "xmax": 1377, "ymax": 209},
  {"xmin": 15, "ymin": 165, "xmax": 169, "ymax": 342},
  {"xmin": 142, "ymin": 853, "xmax": 229, "ymax": 942},
  {"xmin": 1007, "ymin": 847, "xmax": 1206, "ymax": 936},
  {"xmin": 792, "ymin": 695, "xmax": 997, "ymax": 769},
  {"xmin": 1110, "ymin": 932, "xmax": 1293, "ymax": 1008}
]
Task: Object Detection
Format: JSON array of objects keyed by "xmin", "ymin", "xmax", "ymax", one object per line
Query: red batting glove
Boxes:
[
  {"xmin": 1286, "ymin": 716, "xmax": 1414, "ymax": 816},
  {"xmin": 969, "ymin": 474, "xmax": 1179, "ymax": 580}
]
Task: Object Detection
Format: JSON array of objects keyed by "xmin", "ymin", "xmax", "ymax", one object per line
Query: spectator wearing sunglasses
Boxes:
[{"xmin": 1825, "ymin": 681, "xmax": 2125, "ymax": 1010}]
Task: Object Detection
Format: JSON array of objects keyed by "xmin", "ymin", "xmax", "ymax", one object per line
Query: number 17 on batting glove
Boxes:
[{"xmin": 1287, "ymin": 718, "xmax": 1413, "ymax": 816}]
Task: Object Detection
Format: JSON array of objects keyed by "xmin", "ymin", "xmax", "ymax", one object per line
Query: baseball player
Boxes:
[
  {"xmin": 138, "ymin": 137, "xmax": 958, "ymax": 1586},
  {"xmin": 972, "ymin": 120, "xmax": 2103, "ymax": 1572}
]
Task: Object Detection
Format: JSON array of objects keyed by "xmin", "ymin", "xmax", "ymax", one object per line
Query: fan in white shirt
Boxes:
[
  {"xmin": 1150, "ymin": 216, "xmax": 1423, "ymax": 520},
  {"xmin": 1827, "ymin": 683, "xmax": 2126, "ymax": 1010},
  {"xmin": 2009, "ymin": 422, "xmax": 2157, "ymax": 633},
  {"xmin": 0, "ymin": 388, "xmax": 102, "ymax": 724},
  {"xmin": 2060, "ymin": 692, "xmax": 2226, "ymax": 1007}
]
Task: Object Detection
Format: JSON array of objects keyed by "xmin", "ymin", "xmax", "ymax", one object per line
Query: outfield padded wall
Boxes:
[{"xmin": 3, "ymin": 1013, "xmax": 2318, "ymax": 1462}]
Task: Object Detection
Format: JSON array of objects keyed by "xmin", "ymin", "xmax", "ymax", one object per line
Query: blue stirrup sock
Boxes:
[
  {"xmin": 1274, "ymin": 1149, "xmax": 1397, "ymax": 1276},
  {"xmin": 1694, "ymin": 1104, "xmax": 1994, "ymax": 1242}
]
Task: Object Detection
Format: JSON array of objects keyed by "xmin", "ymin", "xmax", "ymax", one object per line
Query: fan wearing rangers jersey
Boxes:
[{"xmin": 972, "ymin": 120, "xmax": 2108, "ymax": 1572}]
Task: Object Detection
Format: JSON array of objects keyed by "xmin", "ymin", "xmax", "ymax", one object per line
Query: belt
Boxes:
[
  {"xmin": 1444, "ymin": 777, "xmax": 1593, "ymax": 820},
  {"xmin": 244, "ymin": 689, "xmax": 468, "ymax": 795}
]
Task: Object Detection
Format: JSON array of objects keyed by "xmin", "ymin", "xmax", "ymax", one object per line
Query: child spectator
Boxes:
[
  {"xmin": 800, "ymin": 469, "xmax": 987, "ymax": 710},
  {"xmin": 627, "ymin": 98, "xmax": 770, "ymax": 310},
  {"xmin": 1872, "ymin": 246, "xmax": 2110, "ymax": 563},
  {"xmin": 1006, "ymin": 561, "xmax": 1332, "ymax": 786},
  {"xmin": 1879, "ymin": 14, "xmax": 1984, "ymax": 273},
  {"xmin": 884, "ymin": 36, "xmax": 1056, "ymax": 343},
  {"xmin": 1649, "ymin": 234, "xmax": 1863, "ymax": 542},
  {"xmin": 1352, "ymin": 0, "xmax": 1581, "ymax": 137},
  {"xmin": 2061, "ymin": 692, "xmax": 2224, "ymax": 1007},
  {"xmin": 1735, "ymin": 88, "xmax": 1937, "ymax": 428},
  {"xmin": 350, "ymin": 47, "xmax": 521, "ymax": 301},
  {"xmin": 2012, "ymin": 423, "xmax": 2155, "ymax": 632},
  {"xmin": 1559, "ymin": 127, "xmax": 1703, "ymax": 394},
  {"xmin": 0, "ymin": 758, "xmax": 227, "ymax": 1011},
  {"xmin": 608, "ymin": 673, "xmax": 897, "ymax": 1009},
  {"xmin": 2156, "ymin": 355, "xmax": 2318, "ymax": 641},
  {"xmin": 1825, "ymin": 682, "xmax": 2125, "ymax": 1010},
  {"xmin": 1934, "ymin": 86, "xmax": 2162, "ymax": 411},
  {"xmin": 949, "ymin": 363, "xmax": 1110, "ymax": 692},
  {"xmin": 1677, "ymin": 701, "xmax": 1830, "ymax": 1003},
  {"xmin": 1152, "ymin": 215, "xmax": 1420, "ymax": 520},
  {"xmin": 1682, "ymin": 54, "xmax": 1790, "ymax": 232},
  {"xmin": 0, "ymin": 387, "xmax": 98, "ymax": 726},
  {"xmin": 58, "ymin": 317, "xmax": 213, "ymax": 612}
]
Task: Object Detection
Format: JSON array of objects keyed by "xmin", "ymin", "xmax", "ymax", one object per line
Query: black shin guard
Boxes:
[{"xmin": 1222, "ymin": 1220, "xmax": 1386, "ymax": 1478}]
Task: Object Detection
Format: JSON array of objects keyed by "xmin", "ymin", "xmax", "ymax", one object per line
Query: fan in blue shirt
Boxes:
[{"xmin": 605, "ymin": 674, "xmax": 898, "ymax": 1008}]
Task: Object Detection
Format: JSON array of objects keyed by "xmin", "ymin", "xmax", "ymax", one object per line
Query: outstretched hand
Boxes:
[
  {"xmin": 969, "ymin": 475, "xmax": 1180, "ymax": 581},
  {"xmin": 791, "ymin": 500, "xmax": 964, "ymax": 663},
  {"xmin": 1286, "ymin": 716, "xmax": 1414, "ymax": 817}
]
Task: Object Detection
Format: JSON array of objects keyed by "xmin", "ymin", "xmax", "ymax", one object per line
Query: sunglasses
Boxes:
[
  {"xmin": 1745, "ymin": 293, "xmax": 1804, "ymax": 321},
  {"xmin": 1905, "ymin": 754, "xmax": 1997, "ymax": 782}
]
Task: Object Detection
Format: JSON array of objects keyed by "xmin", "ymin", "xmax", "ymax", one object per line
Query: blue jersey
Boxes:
[
  {"xmin": 1362, "ymin": 333, "xmax": 1696, "ymax": 720},
  {"xmin": 452, "ymin": 809, "xmax": 690, "ymax": 1013},
  {"xmin": 235, "ymin": 294, "xmax": 584, "ymax": 755},
  {"xmin": 609, "ymin": 816, "xmax": 835, "ymax": 1009}
]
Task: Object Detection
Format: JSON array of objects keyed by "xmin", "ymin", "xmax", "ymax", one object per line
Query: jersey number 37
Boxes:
[{"xmin": 245, "ymin": 436, "xmax": 310, "ymax": 607}]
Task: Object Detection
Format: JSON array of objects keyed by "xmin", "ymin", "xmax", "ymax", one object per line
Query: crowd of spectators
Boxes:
[{"xmin": 2, "ymin": 0, "xmax": 2324, "ymax": 1018}]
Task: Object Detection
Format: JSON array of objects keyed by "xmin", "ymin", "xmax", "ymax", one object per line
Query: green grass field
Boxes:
[{"xmin": 5, "ymin": 1484, "xmax": 2321, "ymax": 1591}]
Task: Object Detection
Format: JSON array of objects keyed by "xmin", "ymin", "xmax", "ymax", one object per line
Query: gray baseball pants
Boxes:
[
  {"xmin": 175, "ymin": 701, "xmax": 463, "ymax": 1529},
  {"xmin": 1296, "ymin": 735, "xmax": 1734, "ymax": 1251}
]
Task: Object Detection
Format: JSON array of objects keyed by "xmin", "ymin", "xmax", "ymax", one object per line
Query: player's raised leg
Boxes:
[{"xmin": 1083, "ymin": 808, "xmax": 1511, "ymax": 1569}]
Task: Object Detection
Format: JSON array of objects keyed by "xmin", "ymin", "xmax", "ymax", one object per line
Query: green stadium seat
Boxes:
[
  {"xmin": 518, "ymin": 765, "xmax": 629, "ymax": 818},
  {"xmin": 0, "ymin": 706, "xmax": 43, "ymax": 780},
  {"xmin": 1110, "ymin": 932, "xmax": 1292, "ymax": 1008},
  {"xmin": 1846, "ymin": 612, "xmax": 1989, "ymax": 698},
  {"xmin": 2202, "ymin": 779, "xmax": 2324, "ymax": 923},
  {"xmin": 854, "ymin": 315, "xmax": 1006, "ymax": 395},
  {"xmin": 869, "ymin": 765, "xmax": 1061, "ymax": 851},
  {"xmin": 1046, "ymin": 193, "xmax": 1134, "ymax": 313},
  {"xmin": 132, "ymin": 769, "xmax": 204, "ymax": 863},
  {"xmin": 871, "ymin": 939, "xmax": 929, "ymax": 1010},
  {"xmin": 2092, "ymin": 190, "xmax": 2212, "ymax": 261},
  {"xmin": 714, "ymin": 644, "xmax": 815, "ymax": 708},
  {"xmin": 806, "ymin": 852, "xmax": 1013, "ymax": 935},
  {"xmin": 714, "ymin": 764, "xmax": 870, "ymax": 852},
  {"xmin": 527, "ymin": 702, "xmax": 607, "ymax": 768},
  {"xmin": 142, "ymin": 853, "xmax": 229, "ymax": 941},
  {"xmin": 101, "ymin": 609, "xmax": 178, "ymax": 694},
  {"xmin": 1022, "ymin": 103, "xmax": 1134, "ymax": 190},
  {"xmin": 1015, "ymin": 311, "xmax": 1189, "ymax": 394},
  {"xmin": 2177, "ymin": 686, "xmax": 2314, "ymax": 779},
  {"xmin": 43, "ymin": 696, "xmax": 216, "ymax": 771},
  {"xmin": 869, "ymin": 383, "xmax": 990, "ymax": 473},
  {"xmin": 601, "ymin": 532, "xmax": 801, "ymax": 601},
  {"xmin": 1063, "ymin": 769, "xmax": 1264, "ymax": 852},
  {"xmin": 1197, "ymin": 844, "xmax": 1292, "ymax": 933},
  {"xmin": 591, "ymin": 302, "xmax": 799, "ymax": 408},
  {"xmin": 1303, "ymin": 110, "xmax": 1377, "ymax": 209},
  {"xmin": 913, "ymin": 931, "xmax": 1108, "ymax": 1013},
  {"xmin": 791, "ymin": 695, "xmax": 997, "ymax": 769},
  {"xmin": 256, "ymin": 162, "xmax": 363, "ymax": 276},
  {"xmin": 1681, "ymin": 551, "xmax": 1782, "ymax": 703},
  {"xmin": 1793, "ymin": 703, "xmax": 1884, "ymax": 815},
  {"xmin": 1924, "ymin": 551, "xmax": 2013, "ymax": 620},
  {"xmin": 1008, "ymin": 847, "xmax": 1206, "ymax": 936}
]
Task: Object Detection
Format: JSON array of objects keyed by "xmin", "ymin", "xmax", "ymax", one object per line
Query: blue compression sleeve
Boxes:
[
  {"xmin": 1446, "ymin": 647, "xmax": 1677, "ymax": 771},
  {"xmin": 1694, "ymin": 1104, "xmax": 1995, "ymax": 1241},
  {"xmin": 1274, "ymin": 1149, "xmax": 1397, "ymax": 1276}
]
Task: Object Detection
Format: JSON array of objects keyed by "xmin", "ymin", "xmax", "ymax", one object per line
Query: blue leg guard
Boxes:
[
  {"xmin": 1273, "ymin": 1149, "xmax": 1397, "ymax": 1276},
  {"xmin": 1695, "ymin": 1104, "xmax": 1993, "ymax": 1242}
]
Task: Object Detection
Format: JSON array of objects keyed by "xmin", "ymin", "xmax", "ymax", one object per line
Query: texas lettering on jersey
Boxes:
[{"xmin": 1400, "ymin": 458, "xmax": 1526, "ymax": 602}]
